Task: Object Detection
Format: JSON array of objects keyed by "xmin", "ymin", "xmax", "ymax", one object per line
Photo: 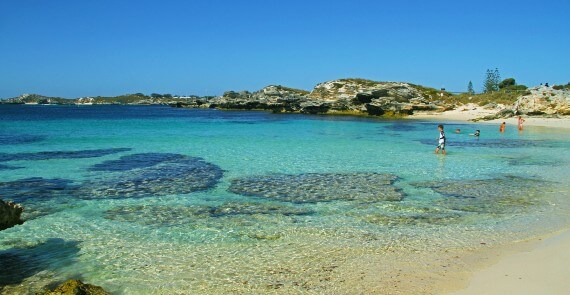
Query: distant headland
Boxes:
[{"xmin": 2, "ymin": 78, "xmax": 568, "ymax": 121}]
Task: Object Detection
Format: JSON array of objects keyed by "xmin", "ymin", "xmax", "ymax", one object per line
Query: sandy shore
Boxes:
[
  {"xmin": 410, "ymin": 104, "xmax": 570, "ymax": 294},
  {"xmin": 410, "ymin": 104, "xmax": 570, "ymax": 129},
  {"xmin": 451, "ymin": 228, "xmax": 570, "ymax": 294}
]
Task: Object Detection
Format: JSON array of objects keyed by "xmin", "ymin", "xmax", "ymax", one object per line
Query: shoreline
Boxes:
[
  {"xmin": 3, "ymin": 103, "xmax": 570, "ymax": 129},
  {"xmin": 409, "ymin": 105, "xmax": 570, "ymax": 129},
  {"xmin": 449, "ymin": 227, "xmax": 570, "ymax": 294}
]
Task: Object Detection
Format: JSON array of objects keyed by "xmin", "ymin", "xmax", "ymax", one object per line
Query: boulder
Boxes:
[
  {"xmin": 37, "ymin": 279, "xmax": 109, "ymax": 295},
  {"xmin": 0, "ymin": 199, "xmax": 24, "ymax": 231}
]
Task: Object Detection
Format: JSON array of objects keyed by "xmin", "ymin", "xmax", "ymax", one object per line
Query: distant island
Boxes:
[{"xmin": 2, "ymin": 78, "xmax": 568, "ymax": 120}]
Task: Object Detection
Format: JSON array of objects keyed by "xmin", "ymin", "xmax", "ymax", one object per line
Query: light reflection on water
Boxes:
[{"xmin": 0, "ymin": 105, "xmax": 569, "ymax": 294}]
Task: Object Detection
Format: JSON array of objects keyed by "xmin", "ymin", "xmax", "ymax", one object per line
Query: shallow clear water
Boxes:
[{"xmin": 1, "ymin": 105, "xmax": 569, "ymax": 294}]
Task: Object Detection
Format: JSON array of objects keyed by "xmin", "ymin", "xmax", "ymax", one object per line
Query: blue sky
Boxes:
[{"xmin": 1, "ymin": 0, "xmax": 568, "ymax": 98}]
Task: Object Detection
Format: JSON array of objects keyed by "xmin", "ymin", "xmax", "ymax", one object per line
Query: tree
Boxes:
[
  {"xmin": 483, "ymin": 68, "xmax": 500, "ymax": 93},
  {"xmin": 493, "ymin": 68, "xmax": 501, "ymax": 90},
  {"xmin": 467, "ymin": 81, "xmax": 475, "ymax": 94},
  {"xmin": 498, "ymin": 78, "xmax": 516, "ymax": 89},
  {"xmin": 150, "ymin": 93, "xmax": 162, "ymax": 98}
]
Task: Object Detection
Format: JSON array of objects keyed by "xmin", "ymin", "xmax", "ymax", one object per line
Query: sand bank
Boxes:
[
  {"xmin": 451, "ymin": 228, "xmax": 570, "ymax": 294},
  {"xmin": 410, "ymin": 104, "xmax": 570, "ymax": 129}
]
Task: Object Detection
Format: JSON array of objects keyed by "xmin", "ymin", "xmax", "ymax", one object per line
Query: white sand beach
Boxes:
[
  {"xmin": 410, "ymin": 105, "xmax": 570, "ymax": 294},
  {"xmin": 410, "ymin": 104, "xmax": 570, "ymax": 129},
  {"xmin": 452, "ymin": 228, "xmax": 570, "ymax": 294}
]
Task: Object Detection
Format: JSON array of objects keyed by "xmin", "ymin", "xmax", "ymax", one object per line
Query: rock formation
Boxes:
[
  {"xmin": 513, "ymin": 85, "xmax": 570, "ymax": 115},
  {"xmin": 476, "ymin": 85, "xmax": 570, "ymax": 120},
  {"xmin": 37, "ymin": 279, "xmax": 109, "ymax": 295},
  {"xmin": 0, "ymin": 199, "xmax": 24, "ymax": 231},
  {"xmin": 173, "ymin": 79, "xmax": 445, "ymax": 116}
]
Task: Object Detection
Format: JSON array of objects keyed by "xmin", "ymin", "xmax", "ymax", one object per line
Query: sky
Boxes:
[{"xmin": 1, "ymin": 0, "xmax": 569, "ymax": 98}]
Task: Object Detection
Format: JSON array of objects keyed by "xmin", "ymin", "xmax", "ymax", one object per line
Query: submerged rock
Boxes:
[
  {"xmin": 0, "ymin": 154, "xmax": 223, "ymax": 208},
  {"xmin": 79, "ymin": 154, "xmax": 223, "ymax": 199},
  {"xmin": 500, "ymin": 155, "xmax": 561, "ymax": 167},
  {"xmin": 0, "ymin": 178, "xmax": 80, "ymax": 221},
  {"xmin": 229, "ymin": 172, "xmax": 403, "ymax": 203},
  {"xmin": 0, "ymin": 178, "xmax": 75, "ymax": 203},
  {"xmin": 105, "ymin": 202, "xmax": 313, "ymax": 226},
  {"xmin": 88, "ymin": 153, "xmax": 188, "ymax": 172},
  {"xmin": 348, "ymin": 202, "xmax": 465, "ymax": 226},
  {"xmin": 361, "ymin": 212, "xmax": 463, "ymax": 226},
  {"xmin": 416, "ymin": 176, "xmax": 549, "ymax": 214},
  {"xmin": 0, "ymin": 239, "xmax": 80, "ymax": 286},
  {"xmin": 0, "ymin": 134, "xmax": 46, "ymax": 145},
  {"xmin": 0, "ymin": 199, "xmax": 24, "ymax": 231},
  {"xmin": 37, "ymin": 279, "xmax": 109, "ymax": 295},
  {"xmin": 0, "ymin": 164, "xmax": 22, "ymax": 170},
  {"xmin": 0, "ymin": 148, "xmax": 131, "ymax": 162}
]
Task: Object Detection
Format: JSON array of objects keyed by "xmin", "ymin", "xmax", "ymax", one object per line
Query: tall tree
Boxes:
[
  {"xmin": 483, "ymin": 68, "xmax": 500, "ymax": 93},
  {"xmin": 467, "ymin": 81, "xmax": 474, "ymax": 94},
  {"xmin": 493, "ymin": 68, "xmax": 501, "ymax": 91}
]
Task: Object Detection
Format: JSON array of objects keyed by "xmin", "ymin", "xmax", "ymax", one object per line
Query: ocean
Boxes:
[{"xmin": 1, "ymin": 105, "xmax": 569, "ymax": 294}]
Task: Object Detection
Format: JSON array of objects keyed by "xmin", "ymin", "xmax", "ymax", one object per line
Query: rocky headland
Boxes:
[
  {"xmin": 512, "ymin": 85, "xmax": 570, "ymax": 116},
  {"xmin": 0, "ymin": 199, "xmax": 24, "ymax": 231},
  {"xmin": 174, "ymin": 79, "xmax": 448, "ymax": 116},
  {"xmin": 473, "ymin": 85, "xmax": 570, "ymax": 121},
  {"xmin": 3, "ymin": 79, "xmax": 568, "ymax": 120}
]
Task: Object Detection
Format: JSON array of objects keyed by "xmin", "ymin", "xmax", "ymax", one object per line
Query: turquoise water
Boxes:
[{"xmin": 1, "ymin": 105, "xmax": 569, "ymax": 294}]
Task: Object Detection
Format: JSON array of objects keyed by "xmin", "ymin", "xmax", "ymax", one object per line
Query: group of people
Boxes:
[{"xmin": 434, "ymin": 116, "xmax": 526, "ymax": 155}]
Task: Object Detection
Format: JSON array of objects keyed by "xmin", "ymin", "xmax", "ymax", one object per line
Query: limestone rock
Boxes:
[
  {"xmin": 310, "ymin": 79, "xmax": 422, "ymax": 101},
  {"xmin": 229, "ymin": 173, "xmax": 404, "ymax": 203},
  {"xmin": 37, "ymin": 279, "xmax": 109, "ymax": 295},
  {"xmin": 176, "ymin": 79, "xmax": 445, "ymax": 116},
  {"xmin": 513, "ymin": 85, "xmax": 570, "ymax": 115},
  {"xmin": 208, "ymin": 85, "xmax": 309, "ymax": 111},
  {"xmin": 0, "ymin": 199, "xmax": 24, "ymax": 231}
]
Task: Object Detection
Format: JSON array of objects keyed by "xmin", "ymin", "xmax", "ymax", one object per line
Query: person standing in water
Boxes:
[
  {"xmin": 499, "ymin": 122, "xmax": 506, "ymax": 132},
  {"xmin": 435, "ymin": 124, "xmax": 446, "ymax": 155},
  {"xmin": 518, "ymin": 116, "xmax": 525, "ymax": 130}
]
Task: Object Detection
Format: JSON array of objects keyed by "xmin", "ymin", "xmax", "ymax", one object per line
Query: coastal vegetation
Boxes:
[
  {"xmin": 440, "ymin": 88, "xmax": 526, "ymax": 106},
  {"xmin": 553, "ymin": 83, "xmax": 570, "ymax": 90},
  {"xmin": 1, "ymin": 77, "xmax": 567, "ymax": 119}
]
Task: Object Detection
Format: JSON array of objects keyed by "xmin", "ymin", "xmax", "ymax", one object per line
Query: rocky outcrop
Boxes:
[
  {"xmin": 210, "ymin": 85, "xmax": 310, "ymax": 112},
  {"xmin": 37, "ymin": 279, "xmax": 109, "ymax": 295},
  {"xmin": 513, "ymin": 85, "xmax": 570, "ymax": 115},
  {"xmin": 309, "ymin": 79, "xmax": 446, "ymax": 115},
  {"xmin": 477, "ymin": 85, "xmax": 570, "ymax": 120},
  {"xmin": 0, "ymin": 199, "xmax": 24, "ymax": 231},
  {"xmin": 173, "ymin": 79, "xmax": 445, "ymax": 116}
]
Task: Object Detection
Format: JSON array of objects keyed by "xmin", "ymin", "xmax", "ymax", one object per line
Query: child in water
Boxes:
[
  {"xmin": 435, "ymin": 124, "xmax": 446, "ymax": 155},
  {"xmin": 469, "ymin": 130, "xmax": 480, "ymax": 137}
]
